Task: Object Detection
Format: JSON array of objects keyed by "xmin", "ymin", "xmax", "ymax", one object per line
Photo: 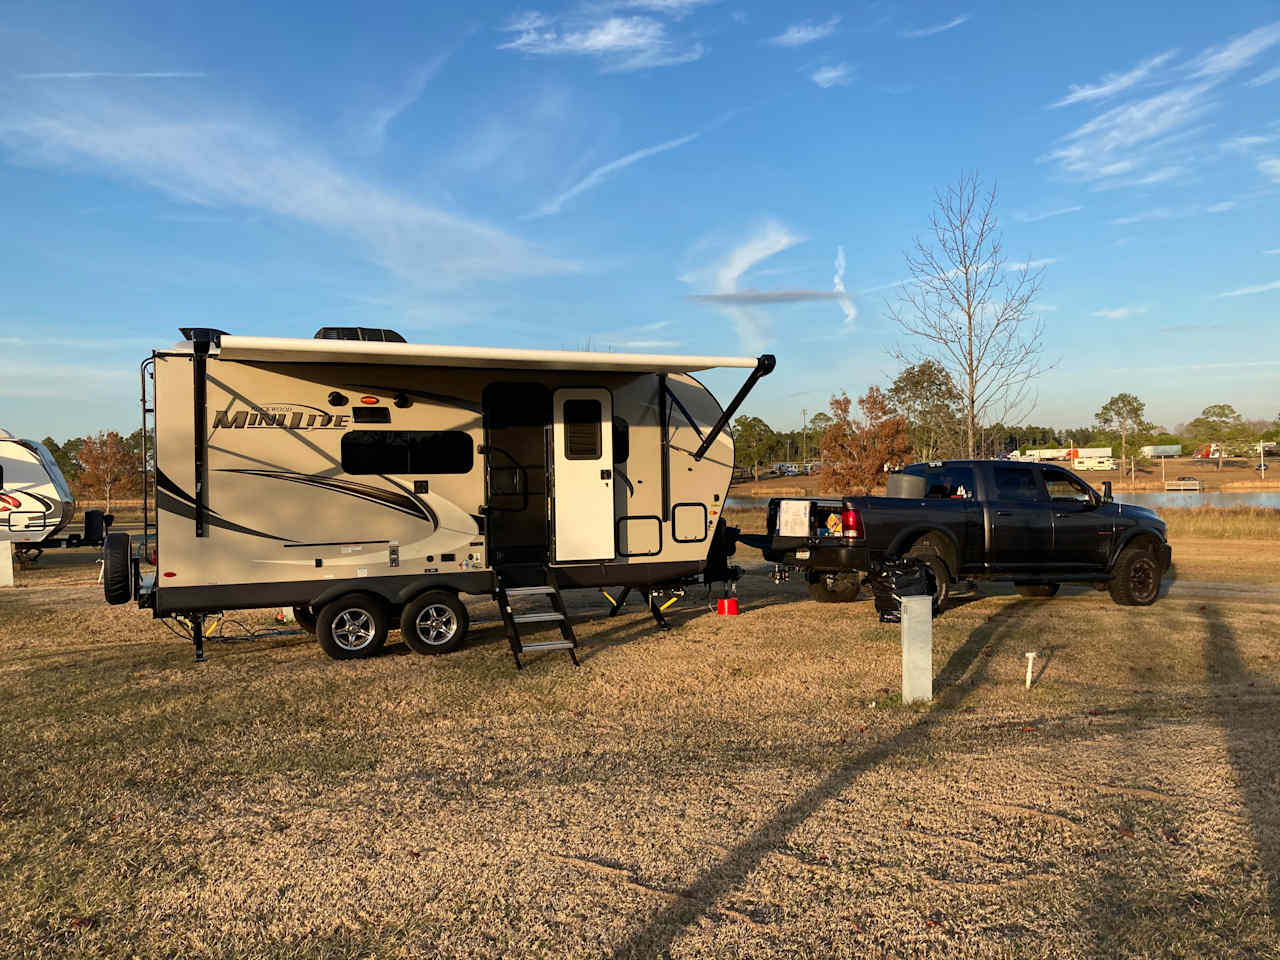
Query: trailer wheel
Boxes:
[
  {"xmin": 293, "ymin": 605, "xmax": 317, "ymax": 635},
  {"xmin": 906, "ymin": 544, "xmax": 949, "ymax": 613},
  {"xmin": 806, "ymin": 570, "xmax": 861, "ymax": 603},
  {"xmin": 1109, "ymin": 546, "xmax": 1160, "ymax": 606},
  {"xmin": 401, "ymin": 590, "xmax": 470, "ymax": 655},
  {"xmin": 1015, "ymin": 583, "xmax": 1060, "ymax": 598},
  {"xmin": 103, "ymin": 532, "xmax": 133, "ymax": 605},
  {"xmin": 316, "ymin": 594, "xmax": 388, "ymax": 660}
]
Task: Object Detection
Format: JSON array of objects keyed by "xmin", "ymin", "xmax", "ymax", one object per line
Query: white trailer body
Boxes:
[
  {"xmin": 1140, "ymin": 444, "xmax": 1182, "ymax": 458},
  {"xmin": 1073, "ymin": 457, "xmax": 1117, "ymax": 471},
  {"xmin": 0, "ymin": 434, "xmax": 75, "ymax": 544}
]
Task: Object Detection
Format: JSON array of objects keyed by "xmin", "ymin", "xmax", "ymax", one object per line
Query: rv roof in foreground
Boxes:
[{"xmin": 205, "ymin": 335, "xmax": 763, "ymax": 373}]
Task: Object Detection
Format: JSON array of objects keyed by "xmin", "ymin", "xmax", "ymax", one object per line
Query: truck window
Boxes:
[
  {"xmin": 1041, "ymin": 467, "xmax": 1093, "ymax": 503},
  {"xmin": 993, "ymin": 465, "xmax": 1045, "ymax": 502},
  {"xmin": 907, "ymin": 465, "xmax": 976, "ymax": 500}
]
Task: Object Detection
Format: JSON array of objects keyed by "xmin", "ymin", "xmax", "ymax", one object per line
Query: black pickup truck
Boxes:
[{"xmin": 757, "ymin": 459, "xmax": 1171, "ymax": 610}]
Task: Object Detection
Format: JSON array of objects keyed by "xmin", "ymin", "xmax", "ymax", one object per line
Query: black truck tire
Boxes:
[
  {"xmin": 807, "ymin": 570, "xmax": 862, "ymax": 603},
  {"xmin": 316, "ymin": 593, "xmax": 388, "ymax": 660},
  {"xmin": 293, "ymin": 605, "xmax": 317, "ymax": 634},
  {"xmin": 102, "ymin": 532, "xmax": 133, "ymax": 605},
  {"xmin": 906, "ymin": 543, "xmax": 949, "ymax": 613},
  {"xmin": 1015, "ymin": 583, "xmax": 1060, "ymax": 598},
  {"xmin": 401, "ymin": 590, "xmax": 470, "ymax": 654},
  {"xmin": 1109, "ymin": 546, "xmax": 1161, "ymax": 606}
]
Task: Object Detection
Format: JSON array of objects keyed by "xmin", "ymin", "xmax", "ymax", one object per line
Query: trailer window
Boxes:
[
  {"xmin": 342, "ymin": 431, "xmax": 473, "ymax": 475},
  {"xmin": 563, "ymin": 399, "xmax": 602, "ymax": 460}
]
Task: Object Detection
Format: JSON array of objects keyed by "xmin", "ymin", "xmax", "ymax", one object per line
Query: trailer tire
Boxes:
[
  {"xmin": 316, "ymin": 594, "xmax": 388, "ymax": 660},
  {"xmin": 293, "ymin": 605, "xmax": 317, "ymax": 635},
  {"xmin": 103, "ymin": 532, "xmax": 133, "ymax": 605},
  {"xmin": 401, "ymin": 591, "xmax": 469, "ymax": 655},
  {"xmin": 906, "ymin": 544, "xmax": 949, "ymax": 613},
  {"xmin": 1015, "ymin": 583, "xmax": 1060, "ymax": 598},
  {"xmin": 806, "ymin": 570, "xmax": 861, "ymax": 603},
  {"xmin": 1109, "ymin": 546, "xmax": 1161, "ymax": 606}
]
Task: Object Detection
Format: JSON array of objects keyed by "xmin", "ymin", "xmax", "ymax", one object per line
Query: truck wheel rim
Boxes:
[
  {"xmin": 332, "ymin": 609, "xmax": 376, "ymax": 650},
  {"xmin": 415, "ymin": 604, "xmax": 457, "ymax": 646},
  {"xmin": 1131, "ymin": 557, "xmax": 1157, "ymax": 602}
]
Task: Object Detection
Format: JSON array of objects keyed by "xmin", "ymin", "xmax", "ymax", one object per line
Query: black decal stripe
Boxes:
[
  {"xmin": 155, "ymin": 468, "xmax": 197, "ymax": 508},
  {"xmin": 217, "ymin": 470, "xmax": 437, "ymax": 526},
  {"xmin": 156, "ymin": 490, "xmax": 296, "ymax": 542}
]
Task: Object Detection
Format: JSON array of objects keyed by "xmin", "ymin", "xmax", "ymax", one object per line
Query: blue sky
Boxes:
[{"xmin": 1, "ymin": 1, "xmax": 1279, "ymax": 440}]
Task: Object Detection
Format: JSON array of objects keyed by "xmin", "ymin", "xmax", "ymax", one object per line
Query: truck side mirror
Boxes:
[{"xmin": 1101, "ymin": 481, "xmax": 1113, "ymax": 503}]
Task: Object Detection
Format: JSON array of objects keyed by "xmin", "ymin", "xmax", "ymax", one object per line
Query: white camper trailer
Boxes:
[
  {"xmin": 0, "ymin": 431, "xmax": 75, "ymax": 545},
  {"xmin": 105, "ymin": 328, "xmax": 773, "ymax": 666}
]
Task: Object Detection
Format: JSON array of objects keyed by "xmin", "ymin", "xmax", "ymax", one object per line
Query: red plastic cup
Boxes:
[{"xmin": 717, "ymin": 597, "xmax": 739, "ymax": 616}]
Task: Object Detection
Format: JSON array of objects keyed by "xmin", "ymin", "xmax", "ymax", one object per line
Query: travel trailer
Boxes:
[
  {"xmin": 0, "ymin": 431, "xmax": 75, "ymax": 545},
  {"xmin": 104, "ymin": 328, "xmax": 773, "ymax": 667}
]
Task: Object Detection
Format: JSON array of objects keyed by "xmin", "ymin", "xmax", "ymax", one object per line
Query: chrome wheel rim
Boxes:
[
  {"xmin": 415, "ymin": 604, "xmax": 458, "ymax": 646},
  {"xmin": 332, "ymin": 608, "xmax": 376, "ymax": 651}
]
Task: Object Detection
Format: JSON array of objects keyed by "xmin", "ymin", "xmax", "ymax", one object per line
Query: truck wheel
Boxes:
[
  {"xmin": 293, "ymin": 605, "xmax": 317, "ymax": 634},
  {"xmin": 907, "ymin": 544, "xmax": 949, "ymax": 613},
  {"xmin": 401, "ymin": 590, "xmax": 470, "ymax": 654},
  {"xmin": 316, "ymin": 594, "xmax": 388, "ymax": 660},
  {"xmin": 1015, "ymin": 583, "xmax": 1060, "ymax": 598},
  {"xmin": 807, "ymin": 571, "xmax": 861, "ymax": 603},
  {"xmin": 103, "ymin": 532, "xmax": 133, "ymax": 605},
  {"xmin": 1109, "ymin": 546, "xmax": 1161, "ymax": 606}
]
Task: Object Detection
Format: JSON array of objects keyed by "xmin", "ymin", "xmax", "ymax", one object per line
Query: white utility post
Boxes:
[
  {"xmin": 1024, "ymin": 651, "xmax": 1038, "ymax": 689},
  {"xmin": 901, "ymin": 595, "xmax": 933, "ymax": 704},
  {"xmin": 0, "ymin": 543, "xmax": 14, "ymax": 588}
]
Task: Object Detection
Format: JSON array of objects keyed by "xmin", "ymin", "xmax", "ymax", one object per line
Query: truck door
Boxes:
[
  {"xmin": 1041, "ymin": 466, "xmax": 1111, "ymax": 569},
  {"xmin": 551, "ymin": 388, "xmax": 615, "ymax": 562},
  {"xmin": 986, "ymin": 464, "xmax": 1053, "ymax": 569}
]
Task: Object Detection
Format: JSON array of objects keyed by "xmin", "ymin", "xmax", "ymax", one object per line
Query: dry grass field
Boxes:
[{"xmin": 1, "ymin": 535, "xmax": 1279, "ymax": 958}]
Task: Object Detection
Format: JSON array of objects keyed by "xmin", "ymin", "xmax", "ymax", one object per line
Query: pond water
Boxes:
[{"xmin": 725, "ymin": 491, "xmax": 1280, "ymax": 510}]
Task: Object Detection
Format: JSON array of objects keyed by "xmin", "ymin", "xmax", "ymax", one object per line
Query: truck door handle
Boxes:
[
  {"xmin": 600, "ymin": 469, "xmax": 611, "ymax": 480},
  {"xmin": 995, "ymin": 510, "xmax": 1012, "ymax": 517},
  {"xmin": 1055, "ymin": 512, "xmax": 1068, "ymax": 518}
]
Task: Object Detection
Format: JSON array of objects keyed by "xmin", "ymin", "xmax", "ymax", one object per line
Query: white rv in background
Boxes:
[
  {"xmin": 1072, "ymin": 457, "xmax": 1117, "ymax": 471},
  {"xmin": 0, "ymin": 431, "xmax": 75, "ymax": 545}
]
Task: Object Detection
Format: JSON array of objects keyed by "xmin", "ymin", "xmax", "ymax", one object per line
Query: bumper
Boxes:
[{"xmin": 759, "ymin": 535, "xmax": 875, "ymax": 571}]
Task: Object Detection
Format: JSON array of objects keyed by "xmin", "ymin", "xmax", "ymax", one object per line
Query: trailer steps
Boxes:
[{"xmin": 495, "ymin": 566, "xmax": 579, "ymax": 669}]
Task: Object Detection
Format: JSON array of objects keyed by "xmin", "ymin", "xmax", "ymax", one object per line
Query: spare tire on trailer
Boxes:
[{"xmin": 103, "ymin": 532, "xmax": 132, "ymax": 605}]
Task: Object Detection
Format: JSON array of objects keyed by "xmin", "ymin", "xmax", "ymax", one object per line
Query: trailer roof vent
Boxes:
[{"xmin": 313, "ymin": 327, "xmax": 406, "ymax": 343}]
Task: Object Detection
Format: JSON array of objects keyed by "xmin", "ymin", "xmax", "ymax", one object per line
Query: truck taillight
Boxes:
[{"xmin": 842, "ymin": 508, "xmax": 861, "ymax": 538}]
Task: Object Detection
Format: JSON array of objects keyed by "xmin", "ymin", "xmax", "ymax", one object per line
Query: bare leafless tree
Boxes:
[{"xmin": 889, "ymin": 172, "xmax": 1054, "ymax": 458}]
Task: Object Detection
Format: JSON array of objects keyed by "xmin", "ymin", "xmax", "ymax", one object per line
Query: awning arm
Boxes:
[{"xmin": 692, "ymin": 354, "xmax": 776, "ymax": 461}]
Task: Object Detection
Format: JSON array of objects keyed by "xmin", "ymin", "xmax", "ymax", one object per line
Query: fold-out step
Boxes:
[
  {"xmin": 504, "ymin": 585, "xmax": 558, "ymax": 597},
  {"xmin": 512, "ymin": 612, "xmax": 564, "ymax": 624},
  {"xmin": 494, "ymin": 566, "xmax": 579, "ymax": 669}
]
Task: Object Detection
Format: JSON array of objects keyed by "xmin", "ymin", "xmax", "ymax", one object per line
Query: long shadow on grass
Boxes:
[
  {"xmin": 1201, "ymin": 604, "xmax": 1280, "ymax": 937},
  {"xmin": 607, "ymin": 599, "xmax": 1038, "ymax": 959}
]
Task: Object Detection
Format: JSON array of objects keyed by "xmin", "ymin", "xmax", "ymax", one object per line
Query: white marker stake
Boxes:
[
  {"xmin": 0, "ymin": 544, "xmax": 13, "ymax": 588},
  {"xmin": 1025, "ymin": 651, "xmax": 1037, "ymax": 689},
  {"xmin": 901, "ymin": 595, "xmax": 933, "ymax": 704}
]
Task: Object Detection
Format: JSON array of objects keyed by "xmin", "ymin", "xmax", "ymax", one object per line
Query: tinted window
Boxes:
[
  {"xmin": 993, "ymin": 465, "xmax": 1045, "ymax": 502},
  {"xmin": 342, "ymin": 431, "xmax": 473, "ymax": 475},
  {"xmin": 564, "ymin": 399, "xmax": 602, "ymax": 460},
  {"xmin": 1042, "ymin": 467, "xmax": 1093, "ymax": 503},
  {"xmin": 908, "ymin": 465, "xmax": 976, "ymax": 500},
  {"xmin": 612, "ymin": 417, "xmax": 630, "ymax": 464}
]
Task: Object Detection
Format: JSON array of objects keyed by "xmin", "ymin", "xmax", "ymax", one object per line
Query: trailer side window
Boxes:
[
  {"xmin": 341, "ymin": 431, "xmax": 473, "ymax": 475},
  {"xmin": 563, "ymin": 399, "xmax": 602, "ymax": 460},
  {"xmin": 612, "ymin": 417, "xmax": 629, "ymax": 464}
]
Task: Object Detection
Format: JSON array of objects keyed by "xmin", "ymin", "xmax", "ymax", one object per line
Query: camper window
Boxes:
[
  {"xmin": 612, "ymin": 417, "xmax": 630, "ymax": 464},
  {"xmin": 564, "ymin": 400, "xmax": 602, "ymax": 460},
  {"xmin": 342, "ymin": 430, "xmax": 474, "ymax": 475}
]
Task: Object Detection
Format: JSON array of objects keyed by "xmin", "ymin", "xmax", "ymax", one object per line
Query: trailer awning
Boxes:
[{"xmin": 208, "ymin": 335, "xmax": 761, "ymax": 373}]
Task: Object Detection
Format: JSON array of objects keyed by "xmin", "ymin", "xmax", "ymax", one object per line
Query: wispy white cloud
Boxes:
[
  {"xmin": 1189, "ymin": 21, "xmax": 1280, "ymax": 78},
  {"xmin": 0, "ymin": 84, "xmax": 578, "ymax": 287},
  {"xmin": 526, "ymin": 130, "xmax": 699, "ymax": 218},
  {"xmin": 1265, "ymin": 248, "xmax": 1280, "ymax": 255},
  {"xmin": 900, "ymin": 14, "xmax": 970, "ymax": 39},
  {"xmin": 1206, "ymin": 200, "xmax": 1238, "ymax": 213},
  {"xmin": 359, "ymin": 54, "xmax": 450, "ymax": 153},
  {"xmin": 1005, "ymin": 257, "xmax": 1058, "ymax": 271},
  {"xmin": 592, "ymin": 319, "xmax": 682, "ymax": 351},
  {"xmin": 611, "ymin": 0, "xmax": 718, "ymax": 14},
  {"xmin": 1258, "ymin": 156, "xmax": 1280, "ymax": 182},
  {"xmin": 1109, "ymin": 208, "xmax": 1175, "ymax": 225},
  {"xmin": 684, "ymin": 220, "xmax": 805, "ymax": 350},
  {"xmin": 1049, "ymin": 50, "xmax": 1177, "ymax": 108},
  {"xmin": 1014, "ymin": 205, "xmax": 1082, "ymax": 223},
  {"xmin": 810, "ymin": 63, "xmax": 852, "ymax": 88},
  {"xmin": 1247, "ymin": 65, "xmax": 1280, "ymax": 86},
  {"xmin": 768, "ymin": 16, "xmax": 840, "ymax": 47},
  {"xmin": 1220, "ymin": 133, "xmax": 1280, "ymax": 153},
  {"xmin": 1092, "ymin": 305, "xmax": 1148, "ymax": 319},
  {"xmin": 689, "ymin": 290, "xmax": 842, "ymax": 304},
  {"xmin": 498, "ymin": 13, "xmax": 704, "ymax": 71},
  {"xmin": 16, "ymin": 71, "xmax": 206, "ymax": 80},
  {"xmin": 1215, "ymin": 279, "xmax": 1280, "ymax": 298},
  {"xmin": 833, "ymin": 245, "xmax": 856, "ymax": 328}
]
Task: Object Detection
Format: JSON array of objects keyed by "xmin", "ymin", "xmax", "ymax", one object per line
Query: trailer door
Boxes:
[{"xmin": 551, "ymin": 388, "xmax": 614, "ymax": 562}]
